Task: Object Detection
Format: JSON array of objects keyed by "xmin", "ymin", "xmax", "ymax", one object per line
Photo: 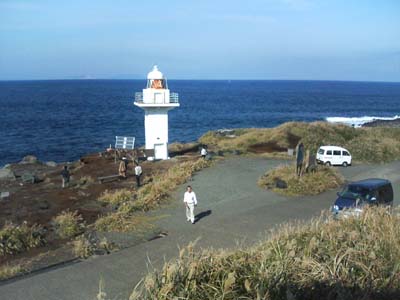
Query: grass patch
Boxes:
[
  {"xmin": 0, "ymin": 222, "xmax": 46, "ymax": 256},
  {"xmin": 131, "ymin": 207, "xmax": 400, "ymax": 300},
  {"xmin": 0, "ymin": 264, "xmax": 25, "ymax": 280},
  {"xmin": 258, "ymin": 164, "xmax": 344, "ymax": 196},
  {"xmin": 200, "ymin": 122, "xmax": 400, "ymax": 163},
  {"xmin": 52, "ymin": 210, "xmax": 85, "ymax": 239}
]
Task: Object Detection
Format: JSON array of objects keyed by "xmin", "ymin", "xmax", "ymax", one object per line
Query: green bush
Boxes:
[
  {"xmin": 131, "ymin": 207, "xmax": 400, "ymax": 300},
  {"xmin": 0, "ymin": 222, "xmax": 46, "ymax": 256}
]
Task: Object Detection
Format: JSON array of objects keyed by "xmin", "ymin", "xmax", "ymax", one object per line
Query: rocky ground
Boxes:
[{"xmin": 362, "ymin": 118, "xmax": 400, "ymax": 127}]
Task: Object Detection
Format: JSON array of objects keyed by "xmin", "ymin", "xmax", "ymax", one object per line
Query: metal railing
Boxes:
[{"xmin": 134, "ymin": 92, "xmax": 179, "ymax": 104}]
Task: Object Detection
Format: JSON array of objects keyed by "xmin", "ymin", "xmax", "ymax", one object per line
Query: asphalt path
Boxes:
[{"xmin": 0, "ymin": 157, "xmax": 399, "ymax": 300}]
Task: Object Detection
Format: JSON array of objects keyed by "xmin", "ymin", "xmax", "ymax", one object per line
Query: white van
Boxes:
[{"xmin": 316, "ymin": 146, "xmax": 352, "ymax": 167}]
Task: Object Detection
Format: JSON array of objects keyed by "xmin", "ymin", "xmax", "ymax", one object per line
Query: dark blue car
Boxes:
[{"xmin": 332, "ymin": 178, "xmax": 394, "ymax": 218}]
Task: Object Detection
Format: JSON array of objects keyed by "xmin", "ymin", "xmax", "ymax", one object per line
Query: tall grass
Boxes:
[
  {"xmin": 200, "ymin": 122, "xmax": 400, "ymax": 163},
  {"xmin": 131, "ymin": 207, "xmax": 400, "ymax": 300},
  {"xmin": 258, "ymin": 164, "xmax": 344, "ymax": 196}
]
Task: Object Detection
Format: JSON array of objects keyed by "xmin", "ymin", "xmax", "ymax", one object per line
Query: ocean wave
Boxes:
[{"xmin": 326, "ymin": 115, "xmax": 400, "ymax": 127}]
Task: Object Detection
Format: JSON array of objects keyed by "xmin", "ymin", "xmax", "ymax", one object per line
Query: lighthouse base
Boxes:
[{"xmin": 150, "ymin": 143, "xmax": 168, "ymax": 160}]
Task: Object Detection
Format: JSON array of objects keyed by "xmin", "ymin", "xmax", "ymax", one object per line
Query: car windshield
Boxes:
[
  {"xmin": 318, "ymin": 149, "xmax": 324, "ymax": 154},
  {"xmin": 339, "ymin": 185, "xmax": 371, "ymax": 201}
]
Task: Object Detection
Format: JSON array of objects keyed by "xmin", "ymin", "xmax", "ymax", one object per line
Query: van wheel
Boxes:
[
  {"xmin": 342, "ymin": 162, "xmax": 348, "ymax": 167},
  {"xmin": 325, "ymin": 161, "xmax": 331, "ymax": 166}
]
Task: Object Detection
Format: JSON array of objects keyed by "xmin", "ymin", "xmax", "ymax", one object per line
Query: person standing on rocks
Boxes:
[
  {"xmin": 184, "ymin": 185, "xmax": 197, "ymax": 224},
  {"xmin": 134, "ymin": 163, "xmax": 142, "ymax": 187},
  {"xmin": 61, "ymin": 165, "xmax": 70, "ymax": 188}
]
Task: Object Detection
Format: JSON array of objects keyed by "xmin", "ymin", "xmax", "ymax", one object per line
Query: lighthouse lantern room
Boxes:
[{"xmin": 134, "ymin": 65, "xmax": 179, "ymax": 160}]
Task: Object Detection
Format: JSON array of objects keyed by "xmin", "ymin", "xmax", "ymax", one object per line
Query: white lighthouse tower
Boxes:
[{"xmin": 134, "ymin": 65, "xmax": 179, "ymax": 160}]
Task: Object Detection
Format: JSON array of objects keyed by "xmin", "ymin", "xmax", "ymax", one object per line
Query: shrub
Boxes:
[
  {"xmin": 131, "ymin": 207, "xmax": 400, "ymax": 300},
  {"xmin": 73, "ymin": 235, "xmax": 95, "ymax": 258},
  {"xmin": 53, "ymin": 210, "xmax": 85, "ymax": 239},
  {"xmin": 258, "ymin": 164, "xmax": 344, "ymax": 196},
  {"xmin": 0, "ymin": 222, "xmax": 46, "ymax": 256}
]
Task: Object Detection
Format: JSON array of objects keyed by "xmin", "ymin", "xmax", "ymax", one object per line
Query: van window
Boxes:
[
  {"xmin": 326, "ymin": 150, "xmax": 332, "ymax": 155},
  {"xmin": 343, "ymin": 151, "xmax": 350, "ymax": 156},
  {"xmin": 318, "ymin": 149, "xmax": 324, "ymax": 155},
  {"xmin": 333, "ymin": 150, "xmax": 341, "ymax": 156}
]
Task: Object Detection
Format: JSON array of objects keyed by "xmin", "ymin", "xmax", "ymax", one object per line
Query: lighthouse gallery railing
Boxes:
[{"xmin": 135, "ymin": 92, "xmax": 179, "ymax": 104}]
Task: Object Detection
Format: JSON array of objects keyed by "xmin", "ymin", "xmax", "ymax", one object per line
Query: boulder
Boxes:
[
  {"xmin": 38, "ymin": 200, "xmax": 50, "ymax": 210},
  {"xmin": 275, "ymin": 179, "xmax": 288, "ymax": 189},
  {"xmin": 20, "ymin": 155, "xmax": 39, "ymax": 164},
  {"xmin": 45, "ymin": 161, "xmax": 57, "ymax": 167},
  {"xmin": 0, "ymin": 168, "xmax": 15, "ymax": 181}
]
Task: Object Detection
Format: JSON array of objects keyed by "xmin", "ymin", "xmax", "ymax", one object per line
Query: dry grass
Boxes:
[
  {"xmin": 131, "ymin": 207, "xmax": 400, "ymax": 300},
  {"xmin": 73, "ymin": 236, "xmax": 96, "ymax": 258},
  {"xmin": 94, "ymin": 213, "xmax": 156, "ymax": 233},
  {"xmin": 98, "ymin": 189, "xmax": 135, "ymax": 206},
  {"xmin": 200, "ymin": 122, "xmax": 400, "ymax": 163},
  {"xmin": 258, "ymin": 164, "xmax": 344, "ymax": 196},
  {"xmin": 52, "ymin": 210, "xmax": 85, "ymax": 239},
  {"xmin": 0, "ymin": 222, "xmax": 46, "ymax": 256},
  {"xmin": 0, "ymin": 264, "xmax": 25, "ymax": 280}
]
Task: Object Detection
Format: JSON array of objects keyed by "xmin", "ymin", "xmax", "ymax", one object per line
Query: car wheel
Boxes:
[
  {"xmin": 342, "ymin": 162, "xmax": 348, "ymax": 167},
  {"xmin": 325, "ymin": 161, "xmax": 331, "ymax": 166}
]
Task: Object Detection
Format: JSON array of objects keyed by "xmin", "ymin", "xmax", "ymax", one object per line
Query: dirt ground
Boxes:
[{"xmin": 0, "ymin": 148, "xmax": 198, "ymax": 267}]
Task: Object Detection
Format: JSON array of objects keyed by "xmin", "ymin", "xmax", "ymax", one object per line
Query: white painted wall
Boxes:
[
  {"xmin": 144, "ymin": 108, "xmax": 169, "ymax": 159},
  {"xmin": 143, "ymin": 88, "xmax": 170, "ymax": 104}
]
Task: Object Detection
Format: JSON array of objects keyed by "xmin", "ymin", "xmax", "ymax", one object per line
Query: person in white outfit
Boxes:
[
  {"xmin": 200, "ymin": 147, "xmax": 207, "ymax": 159},
  {"xmin": 183, "ymin": 185, "xmax": 197, "ymax": 224}
]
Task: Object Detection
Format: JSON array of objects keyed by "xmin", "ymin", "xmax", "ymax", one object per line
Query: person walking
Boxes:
[
  {"xmin": 183, "ymin": 185, "xmax": 197, "ymax": 224},
  {"xmin": 134, "ymin": 163, "xmax": 143, "ymax": 187},
  {"xmin": 61, "ymin": 165, "xmax": 70, "ymax": 188},
  {"xmin": 200, "ymin": 147, "xmax": 207, "ymax": 159}
]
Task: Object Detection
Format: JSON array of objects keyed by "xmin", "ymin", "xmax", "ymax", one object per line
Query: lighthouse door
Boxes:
[
  {"xmin": 154, "ymin": 93, "xmax": 164, "ymax": 104},
  {"xmin": 154, "ymin": 143, "xmax": 167, "ymax": 160}
]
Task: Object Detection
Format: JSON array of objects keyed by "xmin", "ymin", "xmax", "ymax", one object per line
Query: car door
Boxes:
[
  {"xmin": 333, "ymin": 150, "xmax": 342, "ymax": 165},
  {"xmin": 325, "ymin": 149, "xmax": 333, "ymax": 164}
]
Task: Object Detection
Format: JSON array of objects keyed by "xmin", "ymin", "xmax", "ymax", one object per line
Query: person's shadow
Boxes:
[{"xmin": 195, "ymin": 210, "xmax": 212, "ymax": 223}]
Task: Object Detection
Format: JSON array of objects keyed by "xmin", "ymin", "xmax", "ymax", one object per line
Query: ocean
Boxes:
[{"xmin": 1, "ymin": 80, "xmax": 399, "ymax": 166}]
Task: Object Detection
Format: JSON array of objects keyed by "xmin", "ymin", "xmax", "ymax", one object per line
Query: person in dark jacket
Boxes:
[{"xmin": 61, "ymin": 165, "xmax": 70, "ymax": 188}]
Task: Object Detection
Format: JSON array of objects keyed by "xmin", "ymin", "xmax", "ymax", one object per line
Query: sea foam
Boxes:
[{"xmin": 326, "ymin": 115, "xmax": 400, "ymax": 127}]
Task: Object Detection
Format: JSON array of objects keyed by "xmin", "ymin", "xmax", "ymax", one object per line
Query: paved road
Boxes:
[{"xmin": 1, "ymin": 158, "xmax": 399, "ymax": 300}]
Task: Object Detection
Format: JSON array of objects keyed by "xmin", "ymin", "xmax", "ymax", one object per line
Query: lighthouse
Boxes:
[{"xmin": 134, "ymin": 65, "xmax": 179, "ymax": 160}]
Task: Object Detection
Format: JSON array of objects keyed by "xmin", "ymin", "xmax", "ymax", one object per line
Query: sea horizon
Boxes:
[{"xmin": 1, "ymin": 79, "xmax": 400, "ymax": 166}]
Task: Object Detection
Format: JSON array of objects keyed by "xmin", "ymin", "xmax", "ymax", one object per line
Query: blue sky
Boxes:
[{"xmin": 0, "ymin": 0, "xmax": 399, "ymax": 81}]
